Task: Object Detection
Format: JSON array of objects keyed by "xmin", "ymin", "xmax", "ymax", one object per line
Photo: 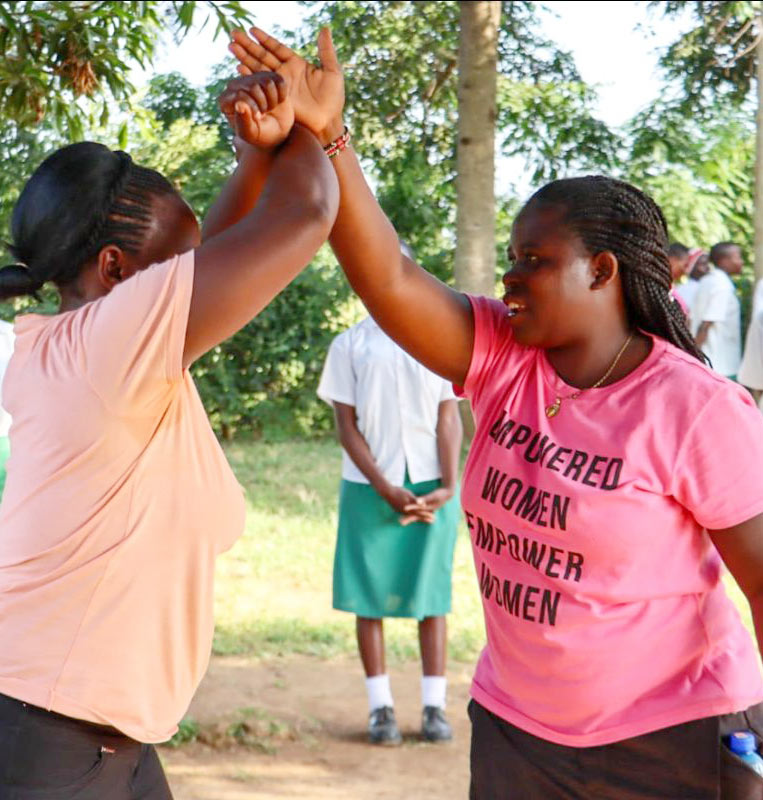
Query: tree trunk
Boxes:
[
  {"xmin": 454, "ymin": 1, "xmax": 501, "ymax": 297},
  {"xmin": 755, "ymin": 7, "xmax": 763, "ymax": 282}
]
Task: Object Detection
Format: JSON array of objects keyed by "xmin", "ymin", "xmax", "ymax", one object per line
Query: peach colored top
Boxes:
[{"xmin": 0, "ymin": 252, "xmax": 245, "ymax": 743}]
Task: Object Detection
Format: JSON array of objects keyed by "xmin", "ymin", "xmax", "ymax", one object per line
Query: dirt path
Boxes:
[{"xmin": 162, "ymin": 654, "xmax": 474, "ymax": 799}]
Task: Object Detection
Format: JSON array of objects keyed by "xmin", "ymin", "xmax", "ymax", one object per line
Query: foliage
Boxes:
[
  {"xmin": 651, "ymin": 1, "xmax": 759, "ymax": 112},
  {"xmin": 627, "ymin": 100, "xmax": 755, "ymax": 251},
  {"xmin": 643, "ymin": 2, "xmax": 759, "ymax": 314},
  {"xmin": 165, "ymin": 717, "xmax": 200, "ymax": 748},
  {"xmin": 0, "ymin": 1, "xmax": 254, "ymax": 137}
]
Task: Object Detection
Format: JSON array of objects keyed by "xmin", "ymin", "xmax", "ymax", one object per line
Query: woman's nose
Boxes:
[{"xmin": 502, "ymin": 268, "xmax": 521, "ymax": 287}]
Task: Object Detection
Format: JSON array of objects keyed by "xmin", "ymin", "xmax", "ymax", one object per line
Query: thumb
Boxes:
[{"xmin": 317, "ymin": 27, "xmax": 341, "ymax": 72}]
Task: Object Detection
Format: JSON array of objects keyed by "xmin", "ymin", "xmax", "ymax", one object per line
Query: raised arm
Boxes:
[
  {"xmin": 184, "ymin": 74, "xmax": 339, "ymax": 367},
  {"xmin": 230, "ymin": 28, "xmax": 475, "ymax": 386},
  {"xmin": 201, "ymin": 74, "xmax": 285, "ymax": 241}
]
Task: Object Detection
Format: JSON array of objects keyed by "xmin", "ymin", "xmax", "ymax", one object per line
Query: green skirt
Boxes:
[{"xmin": 333, "ymin": 475, "xmax": 460, "ymax": 620}]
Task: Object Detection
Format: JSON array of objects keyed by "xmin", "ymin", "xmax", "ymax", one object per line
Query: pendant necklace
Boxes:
[{"xmin": 545, "ymin": 332, "xmax": 635, "ymax": 419}]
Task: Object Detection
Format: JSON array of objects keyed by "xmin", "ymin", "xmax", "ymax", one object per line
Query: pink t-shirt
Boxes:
[
  {"xmin": 0, "ymin": 252, "xmax": 245, "ymax": 743},
  {"xmin": 460, "ymin": 295, "xmax": 763, "ymax": 747}
]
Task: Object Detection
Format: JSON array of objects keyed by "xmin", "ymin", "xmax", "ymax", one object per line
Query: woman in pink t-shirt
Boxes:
[
  {"xmin": 0, "ymin": 69, "xmax": 340, "ymax": 798},
  {"xmin": 233, "ymin": 30, "xmax": 763, "ymax": 799}
]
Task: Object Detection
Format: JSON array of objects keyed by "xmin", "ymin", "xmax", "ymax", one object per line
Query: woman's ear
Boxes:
[
  {"xmin": 96, "ymin": 245, "xmax": 131, "ymax": 291},
  {"xmin": 590, "ymin": 251, "xmax": 619, "ymax": 290}
]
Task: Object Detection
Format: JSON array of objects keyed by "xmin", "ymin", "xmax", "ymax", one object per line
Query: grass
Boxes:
[{"xmin": 212, "ymin": 438, "xmax": 485, "ymax": 663}]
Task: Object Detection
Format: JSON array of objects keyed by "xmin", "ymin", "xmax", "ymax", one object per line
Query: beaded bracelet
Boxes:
[{"xmin": 323, "ymin": 126, "xmax": 351, "ymax": 159}]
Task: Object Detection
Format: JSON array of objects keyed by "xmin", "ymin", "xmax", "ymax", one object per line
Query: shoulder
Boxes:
[{"xmin": 653, "ymin": 339, "xmax": 751, "ymax": 410}]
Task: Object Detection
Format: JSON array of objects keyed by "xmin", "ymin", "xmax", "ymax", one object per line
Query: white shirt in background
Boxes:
[
  {"xmin": 674, "ymin": 279, "xmax": 699, "ymax": 314},
  {"xmin": 0, "ymin": 320, "xmax": 15, "ymax": 437},
  {"xmin": 317, "ymin": 317, "xmax": 456, "ymax": 485},
  {"xmin": 690, "ymin": 268, "xmax": 741, "ymax": 377}
]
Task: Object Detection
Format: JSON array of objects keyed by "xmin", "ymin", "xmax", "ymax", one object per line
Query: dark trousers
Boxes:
[
  {"xmin": 0, "ymin": 693, "xmax": 173, "ymax": 799},
  {"xmin": 469, "ymin": 699, "xmax": 763, "ymax": 800}
]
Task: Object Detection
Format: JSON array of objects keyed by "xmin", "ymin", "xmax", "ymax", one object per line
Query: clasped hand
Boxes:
[
  {"xmin": 383, "ymin": 485, "xmax": 453, "ymax": 527},
  {"xmin": 218, "ymin": 71, "xmax": 295, "ymax": 149},
  {"xmin": 229, "ymin": 26, "xmax": 345, "ymax": 144}
]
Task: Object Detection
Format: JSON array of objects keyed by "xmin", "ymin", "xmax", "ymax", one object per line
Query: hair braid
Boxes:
[{"xmin": 527, "ymin": 176, "xmax": 708, "ymax": 364}]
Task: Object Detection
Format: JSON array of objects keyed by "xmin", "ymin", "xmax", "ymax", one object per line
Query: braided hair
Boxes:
[
  {"xmin": 525, "ymin": 176, "xmax": 707, "ymax": 364},
  {"xmin": 0, "ymin": 142, "xmax": 177, "ymax": 300}
]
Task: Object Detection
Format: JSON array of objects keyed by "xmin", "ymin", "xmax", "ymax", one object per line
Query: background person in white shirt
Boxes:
[
  {"xmin": 318, "ymin": 309, "xmax": 462, "ymax": 746},
  {"xmin": 690, "ymin": 242, "xmax": 743, "ymax": 378}
]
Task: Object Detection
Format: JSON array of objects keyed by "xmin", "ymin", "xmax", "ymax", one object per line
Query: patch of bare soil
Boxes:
[{"xmin": 161, "ymin": 654, "xmax": 474, "ymax": 799}]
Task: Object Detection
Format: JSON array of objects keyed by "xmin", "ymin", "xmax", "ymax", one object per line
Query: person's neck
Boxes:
[
  {"xmin": 57, "ymin": 267, "xmax": 106, "ymax": 312},
  {"xmin": 545, "ymin": 325, "xmax": 650, "ymax": 389}
]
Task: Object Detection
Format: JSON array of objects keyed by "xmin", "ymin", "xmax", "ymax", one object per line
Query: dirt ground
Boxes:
[{"xmin": 162, "ymin": 654, "xmax": 474, "ymax": 799}]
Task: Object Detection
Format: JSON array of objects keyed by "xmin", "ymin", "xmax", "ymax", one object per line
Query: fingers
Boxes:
[
  {"xmin": 221, "ymin": 73, "xmax": 285, "ymax": 116},
  {"xmin": 317, "ymin": 27, "xmax": 341, "ymax": 72},
  {"xmin": 250, "ymin": 26, "xmax": 296, "ymax": 63},
  {"xmin": 232, "ymin": 101, "xmax": 258, "ymax": 140},
  {"xmin": 229, "ymin": 38, "xmax": 269, "ymax": 73}
]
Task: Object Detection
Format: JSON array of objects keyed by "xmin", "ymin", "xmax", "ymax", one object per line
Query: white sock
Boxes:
[
  {"xmin": 366, "ymin": 674, "xmax": 394, "ymax": 712},
  {"xmin": 421, "ymin": 675, "xmax": 447, "ymax": 709}
]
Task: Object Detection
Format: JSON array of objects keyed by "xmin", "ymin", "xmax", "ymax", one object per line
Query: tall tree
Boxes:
[
  {"xmin": 651, "ymin": 1, "xmax": 762, "ymax": 277},
  {"xmin": 455, "ymin": 1, "xmax": 500, "ymax": 296}
]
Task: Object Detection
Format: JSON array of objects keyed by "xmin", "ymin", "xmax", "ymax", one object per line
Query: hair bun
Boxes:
[{"xmin": 0, "ymin": 263, "xmax": 45, "ymax": 300}]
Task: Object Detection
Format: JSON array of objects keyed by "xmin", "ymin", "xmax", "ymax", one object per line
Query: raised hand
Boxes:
[
  {"xmin": 230, "ymin": 27, "xmax": 344, "ymax": 142},
  {"xmin": 218, "ymin": 72, "xmax": 294, "ymax": 149}
]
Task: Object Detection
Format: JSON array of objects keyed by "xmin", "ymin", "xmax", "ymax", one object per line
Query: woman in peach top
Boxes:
[{"xmin": 0, "ymin": 68, "xmax": 338, "ymax": 798}]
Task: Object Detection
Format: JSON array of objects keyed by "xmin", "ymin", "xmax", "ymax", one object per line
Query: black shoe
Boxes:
[
  {"xmin": 422, "ymin": 705, "xmax": 452, "ymax": 742},
  {"xmin": 368, "ymin": 705, "xmax": 402, "ymax": 745}
]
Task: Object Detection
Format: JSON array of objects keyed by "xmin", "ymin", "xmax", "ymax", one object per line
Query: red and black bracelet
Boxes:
[{"xmin": 323, "ymin": 126, "xmax": 351, "ymax": 159}]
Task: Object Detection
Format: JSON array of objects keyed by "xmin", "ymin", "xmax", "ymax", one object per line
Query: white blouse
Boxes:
[{"xmin": 317, "ymin": 317, "xmax": 456, "ymax": 485}]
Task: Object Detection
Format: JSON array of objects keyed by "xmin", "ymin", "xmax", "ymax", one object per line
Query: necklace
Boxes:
[{"xmin": 545, "ymin": 332, "xmax": 635, "ymax": 418}]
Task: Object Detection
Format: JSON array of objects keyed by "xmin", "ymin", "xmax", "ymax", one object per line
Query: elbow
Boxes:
[
  {"xmin": 301, "ymin": 167, "xmax": 340, "ymax": 238},
  {"xmin": 309, "ymin": 192, "xmax": 339, "ymax": 239}
]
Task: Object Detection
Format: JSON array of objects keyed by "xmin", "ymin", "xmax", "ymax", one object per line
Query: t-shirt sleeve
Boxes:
[
  {"xmin": 316, "ymin": 332, "xmax": 355, "ymax": 407},
  {"xmin": 77, "ymin": 251, "xmax": 194, "ymax": 416},
  {"xmin": 456, "ymin": 294, "xmax": 521, "ymax": 405},
  {"xmin": 438, "ymin": 377, "xmax": 458, "ymax": 403},
  {"xmin": 671, "ymin": 383, "xmax": 763, "ymax": 529}
]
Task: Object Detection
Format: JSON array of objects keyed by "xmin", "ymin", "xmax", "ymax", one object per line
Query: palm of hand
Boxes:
[{"xmin": 287, "ymin": 62, "xmax": 343, "ymax": 134}]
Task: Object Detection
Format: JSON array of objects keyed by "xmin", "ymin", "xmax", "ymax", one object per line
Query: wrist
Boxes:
[{"xmin": 318, "ymin": 118, "xmax": 346, "ymax": 148}]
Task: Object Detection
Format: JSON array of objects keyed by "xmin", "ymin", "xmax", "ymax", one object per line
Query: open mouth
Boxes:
[{"xmin": 503, "ymin": 299, "xmax": 527, "ymax": 317}]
